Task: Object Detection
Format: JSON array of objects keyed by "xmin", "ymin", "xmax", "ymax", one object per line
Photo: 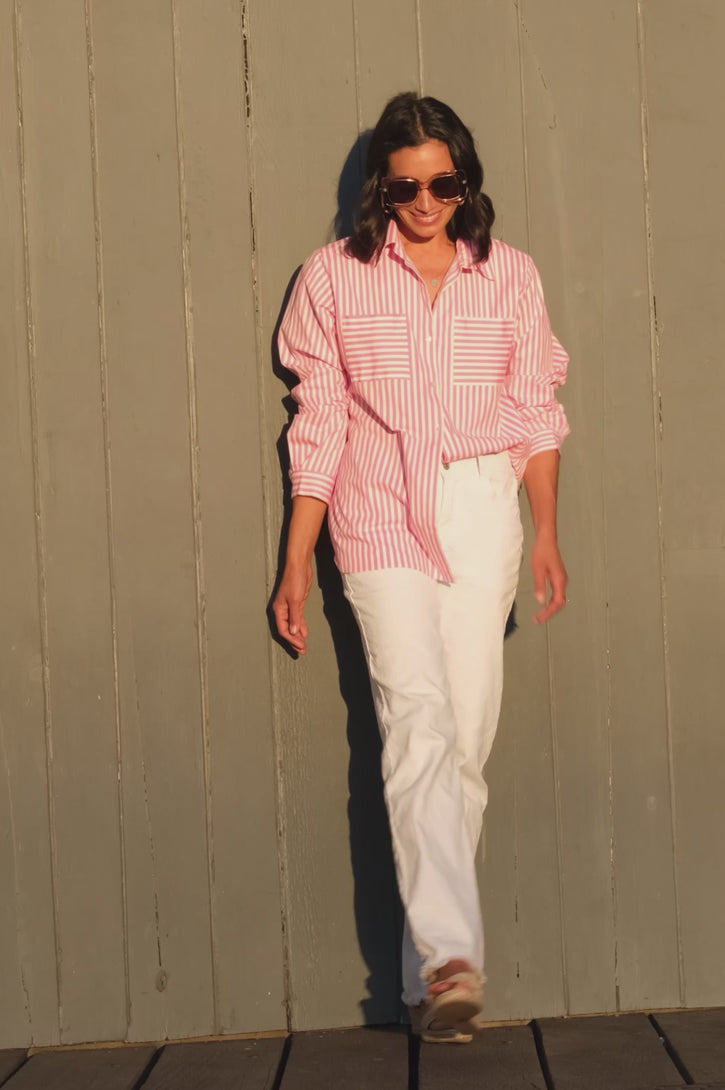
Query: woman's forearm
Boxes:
[
  {"xmin": 285, "ymin": 495, "xmax": 329, "ymax": 567},
  {"xmin": 273, "ymin": 495, "xmax": 329, "ymax": 653},
  {"xmin": 523, "ymin": 449, "xmax": 560, "ymax": 538},
  {"xmin": 522, "ymin": 449, "xmax": 567, "ymax": 623}
]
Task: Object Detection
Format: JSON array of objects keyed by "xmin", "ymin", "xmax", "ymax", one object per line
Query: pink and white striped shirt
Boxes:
[{"xmin": 278, "ymin": 219, "xmax": 569, "ymax": 582}]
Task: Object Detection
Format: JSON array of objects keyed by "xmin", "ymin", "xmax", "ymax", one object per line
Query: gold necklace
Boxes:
[{"xmin": 428, "ymin": 250, "xmax": 456, "ymax": 289}]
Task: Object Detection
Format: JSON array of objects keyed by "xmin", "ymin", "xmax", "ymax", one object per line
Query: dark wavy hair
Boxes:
[{"xmin": 346, "ymin": 92, "xmax": 495, "ymax": 264}]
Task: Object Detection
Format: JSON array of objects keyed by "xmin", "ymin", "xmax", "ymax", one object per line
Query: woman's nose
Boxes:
[{"xmin": 415, "ymin": 185, "xmax": 435, "ymax": 211}]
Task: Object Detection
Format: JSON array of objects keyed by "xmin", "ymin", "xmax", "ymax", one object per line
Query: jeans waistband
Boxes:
[{"xmin": 440, "ymin": 452, "xmax": 511, "ymax": 477}]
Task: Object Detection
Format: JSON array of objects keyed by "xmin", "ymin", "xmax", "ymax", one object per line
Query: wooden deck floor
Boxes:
[{"xmin": 1, "ymin": 1010, "xmax": 724, "ymax": 1089}]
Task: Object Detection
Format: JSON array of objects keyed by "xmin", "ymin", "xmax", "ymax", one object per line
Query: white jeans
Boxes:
[{"xmin": 342, "ymin": 453, "xmax": 524, "ymax": 1005}]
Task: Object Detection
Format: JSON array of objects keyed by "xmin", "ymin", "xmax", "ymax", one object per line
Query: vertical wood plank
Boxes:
[
  {"xmin": 0, "ymin": 1, "xmax": 59, "ymax": 1049},
  {"xmin": 419, "ymin": 0, "xmax": 566, "ymax": 1021},
  {"xmin": 419, "ymin": 0, "xmax": 530, "ymax": 247},
  {"xmin": 519, "ymin": 0, "xmax": 680, "ymax": 1012},
  {"xmin": 17, "ymin": 0, "xmax": 127, "ymax": 1041},
  {"xmin": 89, "ymin": 0, "xmax": 214, "ymax": 1040},
  {"xmin": 170, "ymin": 0, "xmax": 285, "ymax": 1032},
  {"xmin": 353, "ymin": 0, "xmax": 420, "ymax": 130},
  {"xmin": 248, "ymin": 0, "xmax": 399, "ymax": 1030},
  {"xmin": 641, "ymin": 0, "xmax": 725, "ymax": 1009}
]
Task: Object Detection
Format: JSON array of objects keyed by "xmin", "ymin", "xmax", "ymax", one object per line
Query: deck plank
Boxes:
[
  {"xmin": 536, "ymin": 1014, "xmax": 682, "ymax": 1089},
  {"xmin": 279, "ymin": 1028, "xmax": 408, "ymax": 1090},
  {"xmin": 420, "ymin": 1024, "xmax": 547, "ymax": 1089},
  {"xmin": 654, "ymin": 1010, "xmax": 725, "ymax": 1084},
  {"xmin": 2, "ymin": 1047, "xmax": 155, "ymax": 1090},
  {"xmin": 142, "ymin": 1039, "xmax": 286, "ymax": 1090},
  {"xmin": 0, "ymin": 1051, "xmax": 27, "ymax": 1086}
]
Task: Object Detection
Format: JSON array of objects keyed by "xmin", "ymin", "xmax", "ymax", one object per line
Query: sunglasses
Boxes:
[{"xmin": 380, "ymin": 170, "xmax": 468, "ymax": 208}]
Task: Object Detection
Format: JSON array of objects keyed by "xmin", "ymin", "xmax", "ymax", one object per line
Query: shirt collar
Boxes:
[{"xmin": 382, "ymin": 217, "xmax": 495, "ymax": 280}]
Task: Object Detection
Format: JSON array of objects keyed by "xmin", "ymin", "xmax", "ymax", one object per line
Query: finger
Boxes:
[
  {"xmin": 534, "ymin": 594, "xmax": 566, "ymax": 624},
  {"xmin": 533, "ymin": 579, "xmax": 567, "ymax": 624},
  {"xmin": 273, "ymin": 598, "xmax": 307, "ymax": 653},
  {"xmin": 288, "ymin": 600, "xmax": 309, "ymax": 639}
]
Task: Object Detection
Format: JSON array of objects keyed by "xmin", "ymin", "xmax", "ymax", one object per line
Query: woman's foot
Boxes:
[
  {"xmin": 410, "ymin": 960, "xmax": 484, "ymax": 1043},
  {"xmin": 427, "ymin": 958, "xmax": 479, "ymax": 997},
  {"xmin": 408, "ymin": 1002, "xmax": 474, "ymax": 1044}
]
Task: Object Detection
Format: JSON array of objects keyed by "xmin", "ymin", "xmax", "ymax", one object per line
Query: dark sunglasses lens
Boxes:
[
  {"xmin": 430, "ymin": 174, "xmax": 463, "ymax": 200},
  {"xmin": 387, "ymin": 179, "xmax": 419, "ymax": 205}
]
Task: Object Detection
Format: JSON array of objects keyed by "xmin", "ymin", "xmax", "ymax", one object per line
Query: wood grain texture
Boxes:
[
  {"xmin": 420, "ymin": 1024, "xmax": 546, "ymax": 1090},
  {"xmin": 279, "ymin": 1029, "xmax": 408, "ymax": 1090},
  {"xmin": 353, "ymin": 0, "xmax": 420, "ymax": 131},
  {"xmin": 517, "ymin": 0, "xmax": 615, "ymax": 1017},
  {"xmin": 16, "ymin": 0, "xmax": 127, "ymax": 1042},
  {"xmin": 537, "ymin": 1014, "xmax": 682, "ymax": 1089},
  {"xmin": 0, "ymin": 3, "xmax": 60, "ymax": 1050},
  {"xmin": 248, "ymin": 0, "xmax": 401, "ymax": 1031},
  {"xmin": 142, "ymin": 1039, "xmax": 285, "ymax": 1090},
  {"xmin": 655, "ymin": 1010, "xmax": 725, "ymax": 1085},
  {"xmin": 588, "ymin": 0, "xmax": 680, "ymax": 1013},
  {"xmin": 89, "ymin": 0, "xmax": 214, "ymax": 1040},
  {"xmin": 3, "ymin": 1047, "xmax": 155, "ymax": 1090},
  {"xmin": 641, "ymin": 0, "xmax": 725, "ymax": 1009},
  {"xmin": 170, "ymin": 0, "xmax": 285, "ymax": 1034},
  {"xmin": 663, "ymin": 551, "xmax": 725, "ymax": 1005},
  {"xmin": 518, "ymin": 0, "xmax": 682, "ymax": 1014}
]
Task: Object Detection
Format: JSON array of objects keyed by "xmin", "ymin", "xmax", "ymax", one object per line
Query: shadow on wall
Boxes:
[{"xmin": 267, "ymin": 129, "xmax": 403, "ymax": 1026}]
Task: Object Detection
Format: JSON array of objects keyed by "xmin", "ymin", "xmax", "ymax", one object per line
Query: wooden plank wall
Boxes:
[
  {"xmin": 0, "ymin": 0, "xmax": 722, "ymax": 1045},
  {"xmin": 0, "ymin": 0, "xmax": 285, "ymax": 1046}
]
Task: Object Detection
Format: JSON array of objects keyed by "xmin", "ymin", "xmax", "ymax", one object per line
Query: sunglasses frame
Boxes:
[{"xmin": 380, "ymin": 169, "xmax": 468, "ymax": 209}]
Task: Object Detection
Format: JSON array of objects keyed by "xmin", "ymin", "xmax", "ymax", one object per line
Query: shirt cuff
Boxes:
[
  {"xmin": 508, "ymin": 430, "xmax": 568, "ymax": 483},
  {"xmin": 290, "ymin": 470, "xmax": 336, "ymax": 505},
  {"xmin": 528, "ymin": 430, "xmax": 568, "ymax": 459}
]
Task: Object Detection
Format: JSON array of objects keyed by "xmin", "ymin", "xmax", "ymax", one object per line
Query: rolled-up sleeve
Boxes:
[
  {"xmin": 277, "ymin": 253, "xmax": 349, "ymax": 504},
  {"xmin": 505, "ymin": 255, "xmax": 570, "ymax": 467}
]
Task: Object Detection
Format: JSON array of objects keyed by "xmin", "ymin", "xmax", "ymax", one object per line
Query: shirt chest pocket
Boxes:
[
  {"xmin": 339, "ymin": 315, "xmax": 411, "ymax": 382},
  {"xmin": 452, "ymin": 317, "xmax": 515, "ymax": 384}
]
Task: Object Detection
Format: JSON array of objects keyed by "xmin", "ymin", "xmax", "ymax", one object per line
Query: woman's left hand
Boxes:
[{"xmin": 531, "ymin": 530, "xmax": 568, "ymax": 624}]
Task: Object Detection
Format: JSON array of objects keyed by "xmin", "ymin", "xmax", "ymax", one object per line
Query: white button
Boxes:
[{"xmin": 427, "ymin": 336, "xmax": 432, "ymax": 343}]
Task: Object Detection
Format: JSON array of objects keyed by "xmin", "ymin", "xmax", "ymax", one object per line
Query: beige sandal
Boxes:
[
  {"xmin": 409, "ymin": 1003, "xmax": 474, "ymax": 1043},
  {"xmin": 409, "ymin": 970, "xmax": 484, "ymax": 1044}
]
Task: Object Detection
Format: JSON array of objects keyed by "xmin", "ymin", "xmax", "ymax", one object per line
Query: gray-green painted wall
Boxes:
[{"xmin": 1, "ymin": 0, "xmax": 722, "ymax": 1046}]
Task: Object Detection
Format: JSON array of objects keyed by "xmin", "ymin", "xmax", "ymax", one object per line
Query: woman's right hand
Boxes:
[
  {"xmin": 273, "ymin": 562, "xmax": 314, "ymax": 654},
  {"xmin": 273, "ymin": 495, "xmax": 328, "ymax": 655}
]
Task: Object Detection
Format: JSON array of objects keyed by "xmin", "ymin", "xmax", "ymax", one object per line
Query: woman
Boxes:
[{"xmin": 273, "ymin": 92, "xmax": 569, "ymax": 1042}]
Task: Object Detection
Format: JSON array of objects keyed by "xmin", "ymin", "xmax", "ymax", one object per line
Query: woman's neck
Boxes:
[{"xmin": 399, "ymin": 232, "xmax": 456, "ymax": 271}]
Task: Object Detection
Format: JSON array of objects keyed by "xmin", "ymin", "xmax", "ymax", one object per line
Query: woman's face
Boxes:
[{"xmin": 386, "ymin": 139, "xmax": 459, "ymax": 246}]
